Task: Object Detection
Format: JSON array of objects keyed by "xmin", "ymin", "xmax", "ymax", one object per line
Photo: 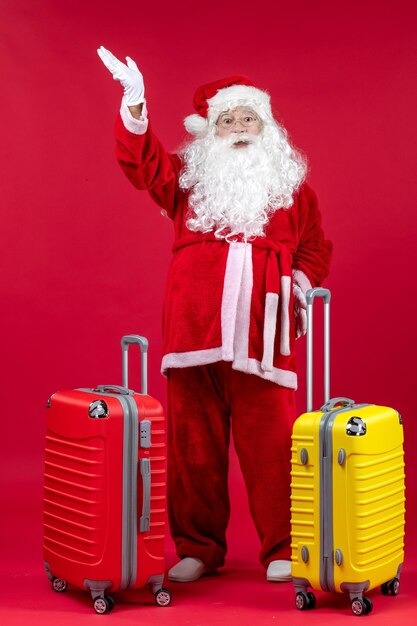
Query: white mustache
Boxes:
[
  {"xmin": 218, "ymin": 133, "xmax": 257, "ymax": 147},
  {"xmin": 232, "ymin": 135, "xmax": 252, "ymax": 144}
]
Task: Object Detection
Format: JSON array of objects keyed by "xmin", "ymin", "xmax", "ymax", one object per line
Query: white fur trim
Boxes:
[
  {"xmin": 232, "ymin": 358, "xmax": 297, "ymax": 389},
  {"xmin": 280, "ymin": 276, "xmax": 291, "ymax": 356},
  {"xmin": 160, "ymin": 242, "xmax": 298, "ymax": 388},
  {"xmin": 207, "ymin": 85, "xmax": 270, "ymax": 112},
  {"xmin": 233, "ymin": 244, "xmax": 253, "ymax": 364},
  {"xmin": 221, "ymin": 243, "xmax": 246, "ymax": 360},
  {"xmin": 161, "ymin": 347, "xmax": 224, "ymax": 373},
  {"xmin": 120, "ymin": 97, "xmax": 148, "ymax": 135},
  {"xmin": 161, "ymin": 349, "xmax": 297, "ymax": 389},
  {"xmin": 292, "ymin": 269, "xmax": 312, "ymax": 297},
  {"xmin": 207, "ymin": 85, "xmax": 272, "ymax": 125},
  {"xmin": 184, "ymin": 114, "xmax": 209, "ymax": 136},
  {"xmin": 261, "ymin": 293, "xmax": 279, "ymax": 372}
]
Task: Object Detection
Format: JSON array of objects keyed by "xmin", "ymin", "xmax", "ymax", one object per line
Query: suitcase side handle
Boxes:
[
  {"xmin": 121, "ymin": 335, "xmax": 148, "ymax": 395},
  {"xmin": 306, "ymin": 287, "xmax": 331, "ymax": 412},
  {"xmin": 139, "ymin": 458, "xmax": 151, "ymax": 532}
]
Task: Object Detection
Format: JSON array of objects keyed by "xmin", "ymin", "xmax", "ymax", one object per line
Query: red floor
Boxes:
[
  {"xmin": 1, "ymin": 479, "xmax": 416, "ymax": 626},
  {"xmin": 1, "ymin": 561, "xmax": 416, "ymax": 626}
]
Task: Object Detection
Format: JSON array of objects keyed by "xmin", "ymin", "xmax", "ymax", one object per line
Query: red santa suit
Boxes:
[{"xmin": 114, "ymin": 79, "xmax": 332, "ymax": 570}]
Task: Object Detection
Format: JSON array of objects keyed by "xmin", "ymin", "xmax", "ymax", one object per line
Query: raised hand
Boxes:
[{"xmin": 97, "ymin": 46, "xmax": 145, "ymax": 106}]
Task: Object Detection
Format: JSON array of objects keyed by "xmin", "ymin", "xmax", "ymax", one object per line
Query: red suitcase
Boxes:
[{"xmin": 43, "ymin": 335, "xmax": 171, "ymax": 613}]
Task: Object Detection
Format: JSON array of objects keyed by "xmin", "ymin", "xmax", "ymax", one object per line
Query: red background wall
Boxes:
[{"xmin": 1, "ymin": 0, "xmax": 416, "ymax": 576}]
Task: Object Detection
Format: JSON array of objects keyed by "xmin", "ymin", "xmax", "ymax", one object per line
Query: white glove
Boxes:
[
  {"xmin": 293, "ymin": 283, "xmax": 307, "ymax": 339},
  {"xmin": 97, "ymin": 46, "xmax": 145, "ymax": 106}
]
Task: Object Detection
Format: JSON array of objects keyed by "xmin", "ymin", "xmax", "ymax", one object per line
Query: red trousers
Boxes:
[{"xmin": 167, "ymin": 362, "xmax": 296, "ymax": 570}]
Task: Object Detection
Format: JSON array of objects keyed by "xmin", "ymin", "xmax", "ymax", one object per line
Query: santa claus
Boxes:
[{"xmin": 98, "ymin": 46, "xmax": 332, "ymax": 583}]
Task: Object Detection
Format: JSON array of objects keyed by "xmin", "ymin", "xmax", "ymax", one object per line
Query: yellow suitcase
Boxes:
[{"xmin": 290, "ymin": 289, "xmax": 405, "ymax": 616}]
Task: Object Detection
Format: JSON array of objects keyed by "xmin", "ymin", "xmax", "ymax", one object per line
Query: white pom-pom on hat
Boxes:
[{"xmin": 184, "ymin": 114, "xmax": 209, "ymax": 137}]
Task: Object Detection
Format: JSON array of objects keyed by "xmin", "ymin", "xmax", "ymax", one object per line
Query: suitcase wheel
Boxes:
[
  {"xmin": 51, "ymin": 577, "xmax": 68, "ymax": 593},
  {"xmin": 381, "ymin": 578, "xmax": 400, "ymax": 596},
  {"xmin": 154, "ymin": 588, "xmax": 172, "ymax": 607},
  {"xmin": 306, "ymin": 592, "xmax": 316, "ymax": 609},
  {"xmin": 93, "ymin": 596, "xmax": 115, "ymax": 614},
  {"xmin": 351, "ymin": 597, "xmax": 373, "ymax": 616},
  {"xmin": 295, "ymin": 591, "xmax": 316, "ymax": 611}
]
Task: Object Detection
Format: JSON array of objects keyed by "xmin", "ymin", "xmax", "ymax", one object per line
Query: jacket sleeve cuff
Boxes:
[
  {"xmin": 292, "ymin": 269, "xmax": 312, "ymax": 296},
  {"xmin": 120, "ymin": 97, "xmax": 149, "ymax": 135}
]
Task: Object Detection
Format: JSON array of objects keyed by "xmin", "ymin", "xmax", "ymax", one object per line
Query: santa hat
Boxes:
[{"xmin": 184, "ymin": 75, "xmax": 273, "ymax": 137}]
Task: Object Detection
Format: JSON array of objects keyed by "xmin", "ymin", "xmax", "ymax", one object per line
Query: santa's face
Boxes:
[
  {"xmin": 215, "ymin": 107, "xmax": 262, "ymax": 148},
  {"xmin": 179, "ymin": 113, "xmax": 307, "ymax": 241}
]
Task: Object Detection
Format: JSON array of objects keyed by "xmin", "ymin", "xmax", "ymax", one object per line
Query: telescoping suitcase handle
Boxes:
[
  {"xmin": 306, "ymin": 288, "xmax": 331, "ymax": 412},
  {"xmin": 306, "ymin": 289, "xmax": 355, "ymax": 413},
  {"xmin": 121, "ymin": 334, "xmax": 148, "ymax": 395}
]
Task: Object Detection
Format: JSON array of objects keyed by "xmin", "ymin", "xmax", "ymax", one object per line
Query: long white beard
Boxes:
[{"xmin": 179, "ymin": 124, "xmax": 307, "ymax": 241}]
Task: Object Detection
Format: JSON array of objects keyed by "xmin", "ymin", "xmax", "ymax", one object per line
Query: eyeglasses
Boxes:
[{"xmin": 217, "ymin": 111, "xmax": 261, "ymax": 130}]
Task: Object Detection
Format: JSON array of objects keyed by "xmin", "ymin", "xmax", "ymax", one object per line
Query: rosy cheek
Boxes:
[
  {"xmin": 248, "ymin": 124, "xmax": 261, "ymax": 136},
  {"xmin": 216, "ymin": 126, "xmax": 229, "ymax": 138}
]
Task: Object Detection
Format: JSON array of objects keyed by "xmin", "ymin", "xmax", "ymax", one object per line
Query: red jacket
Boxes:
[{"xmin": 115, "ymin": 115, "xmax": 332, "ymax": 389}]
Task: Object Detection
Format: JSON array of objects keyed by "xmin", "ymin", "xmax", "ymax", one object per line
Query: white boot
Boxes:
[
  {"xmin": 168, "ymin": 557, "xmax": 207, "ymax": 582},
  {"xmin": 266, "ymin": 559, "xmax": 292, "ymax": 582}
]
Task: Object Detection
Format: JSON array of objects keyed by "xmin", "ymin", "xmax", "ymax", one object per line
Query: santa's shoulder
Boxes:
[
  {"xmin": 289, "ymin": 182, "xmax": 322, "ymax": 222},
  {"xmin": 296, "ymin": 180, "xmax": 316, "ymax": 198}
]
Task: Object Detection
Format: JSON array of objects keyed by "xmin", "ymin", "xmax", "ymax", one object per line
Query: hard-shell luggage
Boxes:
[
  {"xmin": 290, "ymin": 289, "xmax": 405, "ymax": 616},
  {"xmin": 43, "ymin": 335, "xmax": 172, "ymax": 613}
]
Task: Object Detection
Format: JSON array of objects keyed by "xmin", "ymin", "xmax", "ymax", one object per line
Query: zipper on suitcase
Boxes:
[
  {"xmin": 319, "ymin": 404, "xmax": 369, "ymax": 593},
  {"xmin": 320, "ymin": 410, "xmax": 335, "ymax": 592},
  {"xmin": 120, "ymin": 395, "xmax": 138, "ymax": 590},
  {"xmin": 77, "ymin": 389, "xmax": 139, "ymax": 591}
]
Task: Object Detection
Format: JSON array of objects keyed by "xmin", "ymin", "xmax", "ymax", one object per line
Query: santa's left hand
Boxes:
[{"xmin": 293, "ymin": 283, "xmax": 307, "ymax": 339}]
